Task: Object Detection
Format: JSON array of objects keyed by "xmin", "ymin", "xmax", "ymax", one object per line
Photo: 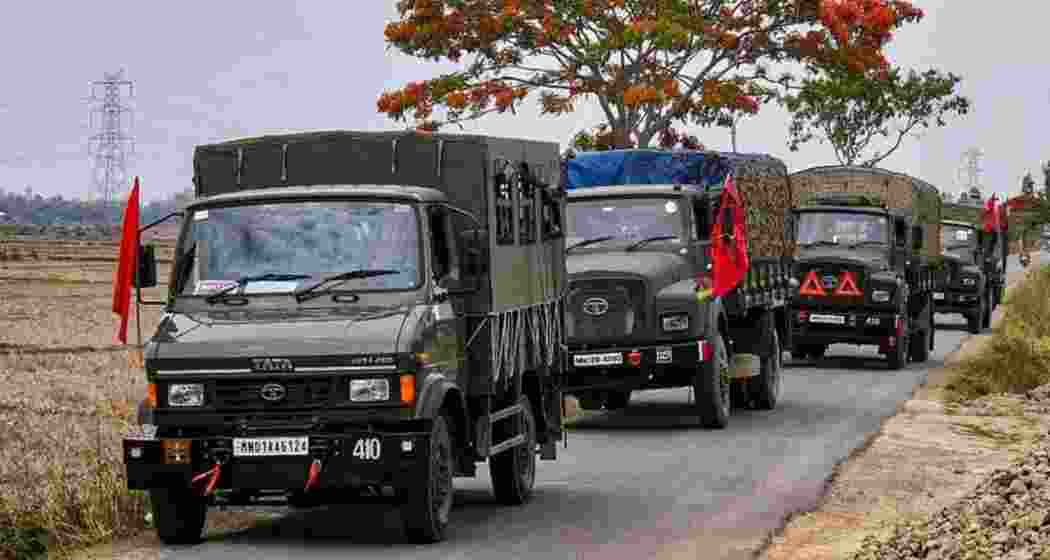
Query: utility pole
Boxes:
[{"xmin": 87, "ymin": 70, "xmax": 135, "ymax": 215}]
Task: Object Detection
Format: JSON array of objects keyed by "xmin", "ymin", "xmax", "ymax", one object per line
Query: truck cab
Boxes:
[
  {"xmin": 788, "ymin": 193, "xmax": 935, "ymax": 369},
  {"xmin": 935, "ymin": 219, "xmax": 991, "ymax": 332}
]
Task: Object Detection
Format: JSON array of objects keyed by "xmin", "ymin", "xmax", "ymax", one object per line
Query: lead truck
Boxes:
[{"xmin": 121, "ymin": 130, "xmax": 569, "ymax": 545}]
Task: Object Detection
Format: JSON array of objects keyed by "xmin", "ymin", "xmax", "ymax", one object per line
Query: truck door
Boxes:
[{"xmin": 425, "ymin": 204, "xmax": 465, "ymax": 379}]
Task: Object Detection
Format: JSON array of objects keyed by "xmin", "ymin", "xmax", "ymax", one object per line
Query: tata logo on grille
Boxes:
[
  {"xmin": 582, "ymin": 297, "xmax": 610, "ymax": 316},
  {"xmin": 251, "ymin": 358, "xmax": 295, "ymax": 373},
  {"xmin": 259, "ymin": 383, "xmax": 287, "ymax": 402},
  {"xmin": 821, "ymin": 274, "xmax": 838, "ymax": 290}
]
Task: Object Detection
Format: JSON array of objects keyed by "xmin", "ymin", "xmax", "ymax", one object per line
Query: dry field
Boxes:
[{"xmin": 0, "ymin": 237, "xmax": 173, "ymax": 559}]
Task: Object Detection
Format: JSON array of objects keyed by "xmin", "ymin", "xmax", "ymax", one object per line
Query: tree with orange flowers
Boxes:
[{"xmin": 378, "ymin": 0, "xmax": 925, "ymax": 148}]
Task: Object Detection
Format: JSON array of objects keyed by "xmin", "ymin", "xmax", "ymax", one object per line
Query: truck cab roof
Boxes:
[{"xmin": 186, "ymin": 184, "xmax": 449, "ymax": 209}]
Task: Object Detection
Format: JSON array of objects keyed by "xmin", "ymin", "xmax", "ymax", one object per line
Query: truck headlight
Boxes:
[
  {"xmin": 871, "ymin": 290, "xmax": 892, "ymax": 303},
  {"xmin": 961, "ymin": 277, "xmax": 977, "ymax": 286},
  {"xmin": 661, "ymin": 313, "xmax": 690, "ymax": 332},
  {"xmin": 350, "ymin": 378, "xmax": 390, "ymax": 402},
  {"xmin": 167, "ymin": 384, "xmax": 204, "ymax": 407}
]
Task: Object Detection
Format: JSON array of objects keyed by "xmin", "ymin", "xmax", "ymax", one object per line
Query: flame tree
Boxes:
[{"xmin": 378, "ymin": 0, "xmax": 926, "ymax": 148}]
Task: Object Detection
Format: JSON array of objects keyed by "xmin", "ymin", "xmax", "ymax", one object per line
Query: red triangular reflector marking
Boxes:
[
  {"xmin": 799, "ymin": 270, "xmax": 826, "ymax": 296},
  {"xmin": 834, "ymin": 271, "xmax": 863, "ymax": 296}
]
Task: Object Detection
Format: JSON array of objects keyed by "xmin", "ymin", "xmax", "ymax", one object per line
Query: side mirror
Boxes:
[
  {"xmin": 911, "ymin": 225, "xmax": 924, "ymax": 252},
  {"xmin": 135, "ymin": 244, "xmax": 158, "ymax": 288}
]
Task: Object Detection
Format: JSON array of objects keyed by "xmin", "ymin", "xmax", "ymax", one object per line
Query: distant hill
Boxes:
[{"xmin": 0, "ymin": 188, "xmax": 192, "ymax": 228}]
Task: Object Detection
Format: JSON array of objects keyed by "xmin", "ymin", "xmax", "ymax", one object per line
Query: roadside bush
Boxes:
[{"xmin": 944, "ymin": 264, "xmax": 1050, "ymax": 402}]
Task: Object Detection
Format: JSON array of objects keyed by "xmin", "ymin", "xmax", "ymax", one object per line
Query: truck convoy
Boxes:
[
  {"xmin": 787, "ymin": 166, "xmax": 948, "ymax": 370},
  {"xmin": 938, "ymin": 199, "xmax": 1008, "ymax": 333},
  {"xmin": 560, "ymin": 148, "xmax": 795, "ymax": 429},
  {"xmin": 121, "ymin": 130, "xmax": 569, "ymax": 544}
]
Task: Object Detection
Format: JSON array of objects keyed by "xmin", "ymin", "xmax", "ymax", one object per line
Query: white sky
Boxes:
[{"xmin": 1, "ymin": 1, "xmax": 1047, "ymax": 203}]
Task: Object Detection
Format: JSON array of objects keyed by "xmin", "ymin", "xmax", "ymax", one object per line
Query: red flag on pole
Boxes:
[
  {"xmin": 982, "ymin": 195, "xmax": 999, "ymax": 232},
  {"xmin": 112, "ymin": 177, "xmax": 141, "ymax": 344},
  {"xmin": 710, "ymin": 173, "xmax": 750, "ymax": 298}
]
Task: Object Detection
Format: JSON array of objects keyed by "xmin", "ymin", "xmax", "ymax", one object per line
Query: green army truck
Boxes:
[
  {"xmin": 938, "ymin": 200, "xmax": 1008, "ymax": 332},
  {"xmin": 559, "ymin": 148, "xmax": 796, "ymax": 429},
  {"xmin": 787, "ymin": 166, "xmax": 948, "ymax": 370},
  {"xmin": 121, "ymin": 130, "xmax": 569, "ymax": 545}
]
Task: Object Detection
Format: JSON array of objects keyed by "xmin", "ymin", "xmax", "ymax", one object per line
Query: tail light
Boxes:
[
  {"xmin": 626, "ymin": 351, "xmax": 642, "ymax": 368},
  {"xmin": 698, "ymin": 340, "xmax": 713, "ymax": 361}
]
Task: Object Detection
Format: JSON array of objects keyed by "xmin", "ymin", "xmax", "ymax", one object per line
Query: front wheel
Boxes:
[
  {"xmin": 149, "ymin": 488, "xmax": 207, "ymax": 546},
  {"xmin": 749, "ymin": 327, "xmax": 783, "ymax": 410},
  {"xmin": 489, "ymin": 395, "xmax": 537, "ymax": 506},
  {"xmin": 401, "ymin": 412, "xmax": 455, "ymax": 543},
  {"xmin": 695, "ymin": 332, "xmax": 730, "ymax": 429}
]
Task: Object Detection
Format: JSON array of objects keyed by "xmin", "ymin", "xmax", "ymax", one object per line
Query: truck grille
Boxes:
[
  {"xmin": 566, "ymin": 278, "xmax": 646, "ymax": 343},
  {"xmin": 212, "ymin": 378, "xmax": 334, "ymax": 410}
]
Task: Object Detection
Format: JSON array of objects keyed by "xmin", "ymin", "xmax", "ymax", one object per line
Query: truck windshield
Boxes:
[
  {"xmin": 797, "ymin": 211, "xmax": 889, "ymax": 247},
  {"xmin": 175, "ymin": 200, "xmax": 422, "ymax": 297},
  {"xmin": 941, "ymin": 224, "xmax": 976, "ymax": 250},
  {"xmin": 566, "ymin": 197, "xmax": 683, "ymax": 245}
]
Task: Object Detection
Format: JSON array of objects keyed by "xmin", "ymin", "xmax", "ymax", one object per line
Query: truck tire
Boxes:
[
  {"xmin": 490, "ymin": 395, "xmax": 537, "ymax": 506},
  {"xmin": 575, "ymin": 393, "xmax": 604, "ymax": 411},
  {"xmin": 749, "ymin": 327, "xmax": 782, "ymax": 410},
  {"xmin": 967, "ymin": 304, "xmax": 983, "ymax": 335},
  {"xmin": 695, "ymin": 332, "xmax": 730, "ymax": 429},
  {"xmin": 981, "ymin": 293, "xmax": 992, "ymax": 330},
  {"xmin": 148, "ymin": 487, "xmax": 207, "ymax": 545},
  {"xmin": 604, "ymin": 390, "xmax": 631, "ymax": 410},
  {"xmin": 909, "ymin": 325, "xmax": 930, "ymax": 363},
  {"xmin": 887, "ymin": 318, "xmax": 908, "ymax": 370},
  {"xmin": 401, "ymin": 412, "xmax": 455, "ymax": 543}
]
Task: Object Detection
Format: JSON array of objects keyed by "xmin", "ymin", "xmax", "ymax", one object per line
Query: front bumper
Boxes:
[
  {"xmin": 932, "ymin": 290, "xmax": 981, "ymax": 314},
  {"xmin": 122, "ymin": 426, "xmax": 429, "ymax": 493},
  {"xmin": 790, "ymin": 306, "xmax": 902, "ymax": 347},
  {"xmin": 563, "ymin": 339, "xmax": 709, "ymax": 392}
]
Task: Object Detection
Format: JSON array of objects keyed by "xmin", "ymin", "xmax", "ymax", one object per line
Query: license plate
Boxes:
[
  {"xmin": 656, "ymin": 348, "xmax": 673, "ymax": 363},
  {"xmin": 933, "ymin": 292, "xmax": 945, "ymax": 300},
  {"xmin": 573, "ymin": 352, "xmax": 623, "ymax": 367},
  {"xmin": 809, "ymin": 313, "xmax": 845, "ymax": 325},
  {"xmin": 351, "ymin": 436, "xmax": 383, "ymax": 462},
  {"xmin": 233, "ymin": 436, "xmax": 309, "ymax": 457}
]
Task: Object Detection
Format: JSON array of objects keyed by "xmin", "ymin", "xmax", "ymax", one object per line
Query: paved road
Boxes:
[{"xmin": 157, "ymin": 254, "xmax": 1040, "ymax": 560}]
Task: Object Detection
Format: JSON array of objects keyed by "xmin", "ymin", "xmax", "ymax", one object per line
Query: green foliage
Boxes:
[
  {"xmin": 782, "ymin": 66, "xmax": 971, "ymax": 166},
  {"xmin": 0, "ymin": 525, "xmax": 49, "ymax": 560},
  {"xmin": 944, "ymin": 264, "xmax": 1050, "ymax": 402}
]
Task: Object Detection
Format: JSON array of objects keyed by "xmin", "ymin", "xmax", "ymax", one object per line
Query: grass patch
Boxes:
[
  {"xmin": 943, "ymin": 264, "xmax": 1050, "ymax": 403},
  {"xmin": 950, "ymin": 420, "xmax": 1025, "ymax": 447}
]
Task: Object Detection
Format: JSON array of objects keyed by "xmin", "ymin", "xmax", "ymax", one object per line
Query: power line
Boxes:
[{"xmin": 87, "ymin": 69, "xmax": 135, "ymax": 210}]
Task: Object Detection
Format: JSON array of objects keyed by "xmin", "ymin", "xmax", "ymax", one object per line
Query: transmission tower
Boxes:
[
  {"xmin": 955, "ymin": 147, "xmax": 984, "ymax": 203},
  {"xmin": 87, "ymin": 70, "xmax": 135, "ymax": 207}
]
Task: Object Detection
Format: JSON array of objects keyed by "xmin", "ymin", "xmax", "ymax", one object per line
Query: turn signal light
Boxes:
[
  {"xmin": 145, "ymin": 383, "xmax": 158, "ymax": 409},
  {"xmin": 400, "ymin": 374, "xmax": 416, "ymax": 406},
  {"xmin": 162, "ymin": 439, "xmax": 191, "ymax": 465}
]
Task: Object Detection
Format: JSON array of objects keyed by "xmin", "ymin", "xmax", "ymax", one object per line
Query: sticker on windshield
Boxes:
[
  {"xmin": 664, "ymin": 201, "xmax": 679, "ymax": 214},
  {"xmin": 241, "ymin": 281, "xmax": 302, "ymax": 294},
  {"xmin": 193, "ymin": 280, "xmax": 237, "ymax": 294},
  {"xmin": 955, "ymin": 230, "xmax": 970, "ymax": 241},
  {"xmin": 193, "ymin": 210, "xmax": 209, "ymax": 221}
]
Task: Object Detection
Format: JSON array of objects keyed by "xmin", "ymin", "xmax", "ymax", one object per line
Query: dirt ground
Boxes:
[{"xmin": 760, "ymin": 266, "xmax": 1044, "ymax": 560}]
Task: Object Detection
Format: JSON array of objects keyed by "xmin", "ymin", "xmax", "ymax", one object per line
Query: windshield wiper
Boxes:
[
  {"xmin": 847, "ymin": 240, "xmax": 887, "ymax": 249},
  {"xmin": 625, "ymin": 235, "xmax": 679, "ymax": 252},
  {"xmin": 292, "ymin": 269, "xmax": 400, "ymax": 303},
  {"xmin": 204, "ymin": 273, "xmax": 312, "ymax": 304},
  {"xmin": 798, "ymin": 240, "xmax": 840, "ymax": 249},
  {"xmin": 566, "ymin": 236, "xmax": 615, "ymax": 252},
  {"xmin": 943, "ymin": 243, "xmax": 973, "ymax": 251}
]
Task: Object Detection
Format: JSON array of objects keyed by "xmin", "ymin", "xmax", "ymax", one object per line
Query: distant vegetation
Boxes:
[{"xmin": 0, "ymin": 187, "xmax": 193, "ymax": 227}]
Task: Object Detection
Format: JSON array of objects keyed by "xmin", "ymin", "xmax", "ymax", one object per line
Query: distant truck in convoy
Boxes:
[
  {"xmin": 787, "ymin": 166, "xmax": 948, "ymax": 370},
  {"xmin": 938, "ymin": 200, "xmax": 1008, "ymax": 333},
  {"xmin": 559, "ymin": 149, "xmax": 796, "ymax": 429},
  {"xmin": 121, "ymin": 130, "xmax": 569, "ymax": 545}
]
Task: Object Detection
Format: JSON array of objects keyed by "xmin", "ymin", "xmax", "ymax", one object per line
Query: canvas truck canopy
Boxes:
[{"xmin": 562, "ymin": 149, "xmax": 794, "ymax": 256}]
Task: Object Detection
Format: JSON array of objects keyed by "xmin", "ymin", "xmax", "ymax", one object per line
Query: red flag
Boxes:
[
  {"xmin": 710, "ymin": 173, "xmax": 750, "ymax": 298},
  {"xmin": 112, "ymin": 177, "xmax": 141, "ymax": 344},
  {"xmin": 982, "ymin": 196, "xmax": 999, "ymax": 232}
]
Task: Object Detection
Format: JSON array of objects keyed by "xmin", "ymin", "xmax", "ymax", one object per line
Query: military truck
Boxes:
[
  {"xmin": 559, "ymin": 148, "xmax": 795, "ymax": 429},
  {"xmin": 938, "ymin": 200, "xmax": 1008, "ymax": 332},
  {"xmin": 121, "ymin": 130, "xmax": 569, "ymax": 545},
  {"xmin": 787, "ymin": 166, "xmax": 947, "ymax": 370}
]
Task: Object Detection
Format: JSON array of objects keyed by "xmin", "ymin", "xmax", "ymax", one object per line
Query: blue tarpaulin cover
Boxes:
[{"xmin": 563, "ymin": 149, "xmax": 732, "ymax": 191}]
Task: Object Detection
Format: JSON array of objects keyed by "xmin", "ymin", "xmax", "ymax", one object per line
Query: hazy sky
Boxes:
[{"xmin": 2, "ymin": 1, "xmax": 1047, "ymax": 203}]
